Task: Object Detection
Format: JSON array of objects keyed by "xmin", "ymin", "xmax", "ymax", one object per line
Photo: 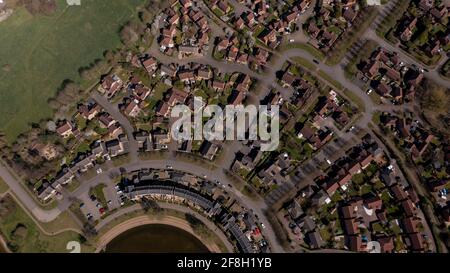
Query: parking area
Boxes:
[
  {"xmin": 79, "ymin": 191, "xmax": 103, "ymax": 221},
  {"xmin": 104, "ymin": 183, "xmax": 122, "ymax": 211}
]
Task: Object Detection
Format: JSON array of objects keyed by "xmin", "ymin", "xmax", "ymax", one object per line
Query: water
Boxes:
[{"xmin": 105, "ymin": 224, "xmax": 210, "ymax": 253}]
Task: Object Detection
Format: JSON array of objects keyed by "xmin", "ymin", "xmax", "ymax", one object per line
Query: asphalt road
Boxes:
[{"xmin": 1, "ymin": 0, "xmax": 448, "ymax": 252}]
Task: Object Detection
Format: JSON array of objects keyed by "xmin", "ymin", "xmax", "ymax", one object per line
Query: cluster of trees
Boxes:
[
  {"xmin": 140, "ymin": 196, "xmax": 163, "ymax": 214},
  {"xmin": 184, "ymin": 213, "xmax": 213, "ymax": 239},
  {"xmin": 440, "ymin": 59, "xmax": 450, "ymax": 78},
  {"xmin": 419, "ymin": 80, "xmax": 450, "ymax": 136},
  {"xmin": 376, "ymin": 0, "xmax": 411, "ymax": 37},
  {"xmin": 0, "ymin": 123, "xmax": 66, "ymax": 186},
  {"xmin": 420, "ymin": 80, "xmax": 449, "ymax": 114},
  {"xmin": 326, "ymin": 6, "xmax": 378, "ymax": 65},
  {"xmin": 47, "ymin": 81, "xmax": 83, "ymax": 115},
  {"xmin": 119, "ymin": 2, "xmax": 159, "ymax": 49},
  {"xmin": 344, "ymin": 40, "xmax": 378, "ymax": 78}
]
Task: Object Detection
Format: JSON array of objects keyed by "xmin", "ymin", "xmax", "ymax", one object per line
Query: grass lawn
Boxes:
[
  {"xmin": 147, "ymin": 81, "xmax": 170, "ymax": 110},
  {"xmin": 39, "ymin": 210, "xmax": 81, "ymax": 234},
  {"xmin": 291, "ymin": 56, "xmax": 316, "ymax": 71},
  {"xmin": 64, "ymin": 179, "xmax": 81, "ymax": 193},
  {"xmin": 372, "ymin": 222, "xmax": 385, "ymax": 234},
  {"xmin": 0, "ymin": 177, "xmax": 9, "ymax": 194},
  {"xmin": 319, "ymin": 228, "xmax": 331, "ymax": 242},
  {"xmin": 318, "ymin": 70, "xmax": 344, "ymax": 91},
  {"xmin": 0, "ymin": 0, "xmax": 142, "ymax": 142},
  {"xmin": 372, "ymin": 111, "xmax": 382, "ymax": 126},
  {"xmin": 89, "ymin": 183, "xmax": 107, "ymax": 208},
  {"xmin": 0, "ymin": 194, "xmax": 91, "ymax": 252},
  {"xmin": 280, "ymin": 42, "xmax": 325, "ymax": 61},
  {"xmin": 111, "ymin": 154, "xmax": 132, "ymax": 167},
  {"xmin": 343, "ymin": 89, "xmax": 366, "ymax": 112}
]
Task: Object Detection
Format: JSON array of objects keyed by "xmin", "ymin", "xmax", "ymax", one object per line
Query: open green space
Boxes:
[
  {"xmin": 291, "ymin": 56, "xmax": 316, "ymax": 71},
  {"xmin": 89, "ymin": 183, "xmax": 107, "ymax": 208},
  {"xmin": 0, "ymin": 0, "xmax": 142, "ymax": 142},
  {"xmin": 280, "ymin": 42, "xmax": 325, "ymax": 61},
  {"xmin": 0, "ymin": 194, "xmax": 90, "ymax": 252},
  {"xmin": 318, "ymin": 70, "xmax": 344, "ymax": 91},
  {"xmin": 0, "ymin": 177, "xmax": 9, "ymax": 194},
  {"xmin": 343, "ymin": 89, "xmax": 365, "ymax": 112}
]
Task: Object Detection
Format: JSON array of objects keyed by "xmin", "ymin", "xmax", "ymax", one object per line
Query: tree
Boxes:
[
  {"xmin": 139, "ymin": 9, "xmax": 154, "ymax": 24},
  {"xmin": 140, "ymin": 196, "xmax": 162, "ymax": 213},
  {"xmin": 120, "ymin": 20, "xmax": 145, "ymax": 46},
  {"xmin": 82, "ymin": 223, "xmax": 98, "ymax": 239},
  {"xmin": 421, "ymin": 81, "xmax": 449, "ymax": 113},
  {"xmin": 184, "ymin": 213, "xmax": 212, "ymax": 239},
  {"xmin": 104, "ymin": 50, "xmax": 120, "ymax": 66},
  {"xmin": 415, "ymin": 29, "xmax": 428, "ymax": 47}
]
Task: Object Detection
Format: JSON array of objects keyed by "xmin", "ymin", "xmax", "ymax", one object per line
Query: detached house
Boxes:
[
  {"xmin": 99, "ymin": 75, "xmax": 123, "ymax": 99},
  {"xmin": 56, "ymin": 121, "xmax": 74, "ymax": 138},
  {"xmin": 142, "ymin": 57, "xmax": 158, "ymax": 73},
  {"xmin": 123, "ymin": 100, "xmax": 142, "ymax": 118}
]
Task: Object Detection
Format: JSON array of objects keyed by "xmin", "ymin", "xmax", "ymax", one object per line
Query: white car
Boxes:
[
  {"xmin": 261, "ymin": 223, "xmax": 266, "ymax": 229},
  {"xmin": 289, "ymin": 39, "xmax": 295, "ymax": 43},
  {"xmin": 326, "ymin": 159, "xmax": 332, "ymax": 165},
  {"xmin": 367, "ymin": 89, "xmax": 373, "ymax": 95}
]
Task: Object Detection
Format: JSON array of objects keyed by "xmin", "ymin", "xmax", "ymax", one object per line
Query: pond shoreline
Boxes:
[{"xmin": 96, "ymin": 215, "xmax": 221, "ymax": 253}]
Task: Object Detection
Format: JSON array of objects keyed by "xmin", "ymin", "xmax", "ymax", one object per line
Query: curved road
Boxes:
[
  {"xmin": 95, "ymin": 202, "xmax": 235, "ymax": 253},
  {"xmin": 1, "ymin": 0, "xmax": 448, "ymax": 252}
]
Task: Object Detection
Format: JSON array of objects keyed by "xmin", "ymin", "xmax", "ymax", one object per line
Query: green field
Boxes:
[
  {"xmin": 0, "ymin": 194, "xmax": 93, "ymax": 252},
  {"xmin": 0, "ymin": 0, "xmax": 142, "ymax": 142}
]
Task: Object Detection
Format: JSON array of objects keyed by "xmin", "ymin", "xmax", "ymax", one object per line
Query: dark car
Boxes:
[{"xmin": 313, "ymin": 59, "xmax": 320, "ymax": 64}]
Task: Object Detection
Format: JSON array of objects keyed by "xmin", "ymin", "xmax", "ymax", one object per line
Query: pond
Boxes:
[{"xmin": 105, "ymin": 224, "xmax": 209, "ymax": 253}]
